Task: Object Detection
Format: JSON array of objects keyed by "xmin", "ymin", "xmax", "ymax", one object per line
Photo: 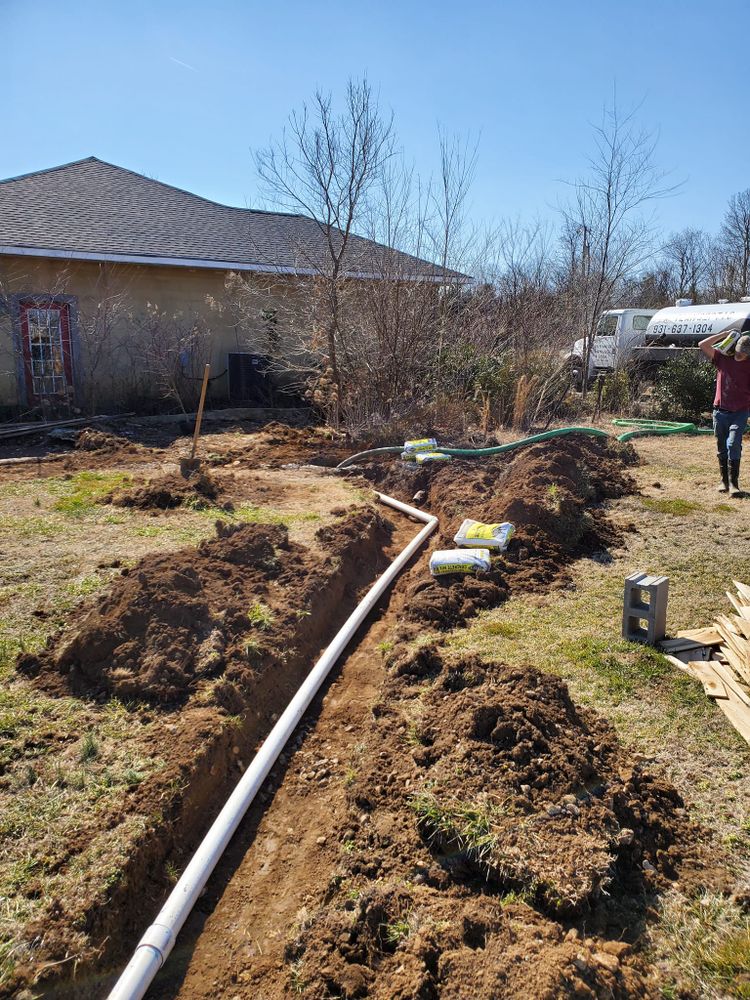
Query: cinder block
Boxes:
[{"xmin": 622, "ymin": 571, "xmax": 669, "ymax": 644}]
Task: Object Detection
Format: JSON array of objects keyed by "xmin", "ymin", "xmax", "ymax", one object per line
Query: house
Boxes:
[{"xmin": 0, "ymin": 157, "xmax": 458, "ymax": 416}]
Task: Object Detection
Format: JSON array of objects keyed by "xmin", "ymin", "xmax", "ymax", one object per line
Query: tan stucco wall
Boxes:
[{"xmin": 0, "ymin": 255, "xmax": 312, "ymax": 411}]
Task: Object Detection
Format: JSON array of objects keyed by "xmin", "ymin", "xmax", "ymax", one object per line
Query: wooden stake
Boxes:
[{"xmin": 190, "ymin": 364, "xmax": 211, "ymax": 461}]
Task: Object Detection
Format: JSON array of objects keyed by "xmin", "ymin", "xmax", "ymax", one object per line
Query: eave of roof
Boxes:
[{"xmin": 0, "ymin": 244, "xmax": 456, "ymax": 283}]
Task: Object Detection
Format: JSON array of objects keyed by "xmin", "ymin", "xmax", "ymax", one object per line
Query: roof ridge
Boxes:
[
  {"xmin": 0, "ymin": 156, "xmax": 311, "ymax": 219},
  {"xmin": 0, "ymin": 156, "xmax": 101, "ymax": 186},
  {"xmin": 0, "ymin": 156, "xmax": 310, "ymax": 221}
]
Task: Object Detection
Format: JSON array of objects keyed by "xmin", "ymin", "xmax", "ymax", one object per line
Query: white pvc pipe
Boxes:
[{"xmin": 108, "ymin": 493, "xmax": 437, "ymax": 1000}]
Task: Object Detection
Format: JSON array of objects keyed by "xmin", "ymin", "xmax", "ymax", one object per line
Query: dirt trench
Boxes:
[
  {"xmin": 81, "ymin": 434, "xmax": 716, "ymax": 1000},
  {"xmin": 29, "ymin": 435, "xmax": 718, "ymax": 999},
  {"xmin": 10, "ymin": 508, "xmax": 395, "ymax": 999}
]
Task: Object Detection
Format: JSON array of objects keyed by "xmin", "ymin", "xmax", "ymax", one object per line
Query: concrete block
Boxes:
[{"xmin": 622, "ymin": 571, "xmax": 669, "ymax": 644}]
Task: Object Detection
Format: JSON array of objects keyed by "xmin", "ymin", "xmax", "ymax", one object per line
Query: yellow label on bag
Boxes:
[
  {"xmin": 465, "ymin": 522, "xmax": 499, "ymax": 539},
  {"xmin": 454, "ymin": 519, "xmax": 514, "ymax": 550},
  {"xmin": 404, "ymin": 437, "xmax": 438, "ymax": 453}
]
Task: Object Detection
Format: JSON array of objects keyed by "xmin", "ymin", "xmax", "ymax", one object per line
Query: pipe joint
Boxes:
[{"xmin": 136, "ymin": 923, "xmax": 175, "ymax": 967}]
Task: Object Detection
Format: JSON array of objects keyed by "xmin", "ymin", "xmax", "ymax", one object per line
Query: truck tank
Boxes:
[{"xmin": 640, "ymin": 302, "xmax": 750, "ymax": 352}]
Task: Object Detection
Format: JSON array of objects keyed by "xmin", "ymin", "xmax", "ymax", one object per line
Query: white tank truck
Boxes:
[{"xmin": 567, "ymin": 299, "xmax": 750, "ymax": 384}]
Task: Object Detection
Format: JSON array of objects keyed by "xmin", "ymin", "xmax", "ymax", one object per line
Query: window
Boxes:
[
  {"xmin": 18, "ymin": 299, "xmax": 75, "ymax": 404},
  {"xmin": 633, "ymin": 314, "xmax": 651, "ymax": 331},
  {"xmin": 596, "ymin": 314, "xmax": 619, "ymax": 337},
  {"xmin": 27, "ymin": 308, "xmax": 67, "ymax": 396}
]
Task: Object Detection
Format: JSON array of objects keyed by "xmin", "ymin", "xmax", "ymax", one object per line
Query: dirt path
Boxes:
[{"xmin": 148, "ymin": 524, "xmax": 413, "ymax": 1000}]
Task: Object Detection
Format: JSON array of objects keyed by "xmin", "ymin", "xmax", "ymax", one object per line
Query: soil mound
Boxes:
[
  {"xmin": 287, "ymin": 648, "xmax": 709, "ymax": 999},
  {"xmin": 17, "ymin": 509, "xmax": 393, "ymax": 705},
  {"xmin": 216, "ymin": 423, "xmax": 352, "ymax": 468},
  {"xmin": 105, "ymin": 469, "xmax": 224, "ymax": 510},
  {"xmin": 75, "ymin": 428, "xmax": 139, "ymax": 452},
  {"xmin": 363, "ymin": 435, "xmax": 636, "ymax": 633}
]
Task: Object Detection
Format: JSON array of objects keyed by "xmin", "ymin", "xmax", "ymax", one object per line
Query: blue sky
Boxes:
[{"xmin": 2, "ymin": 0, "xmax": 748, "ymax": 240}]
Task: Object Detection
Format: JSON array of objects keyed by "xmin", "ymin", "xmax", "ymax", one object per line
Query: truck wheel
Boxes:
[{"xmin": 569, "ymin": 357, "xmax": 584, "ymax": 392}]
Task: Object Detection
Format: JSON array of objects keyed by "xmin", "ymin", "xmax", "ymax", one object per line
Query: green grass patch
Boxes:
[
  {"xmin": 0, "ymin": 514, "xmax": 61, "ymax": 538},
  {"xmin": 481, "ymin": 620, "xmax": 522, "ymax": 639},
  {"xmin": 247, "ymin": 601, "xmax": 274, "ymax": 630},
  {"xmin": 557, "ymin": 636, "xmax": 668, "ymax": 700},
  {"xmin": 641, "ymin": 497, "xmax": 702, "ymax": 516},
  {"xmin": 411, "ymin": 792, "xmax": 502, "ymax": 867},
  {"xmin": 193, "ymin": 502, "xmax": 321, "ymax": 527},
  {"xmin": 50, "ymin": 471, "xmax": 132, "ymax": 516}
]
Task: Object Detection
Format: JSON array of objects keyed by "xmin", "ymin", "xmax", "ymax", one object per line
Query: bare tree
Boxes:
[
  {"xmin": 77, "ymin": 263, "xmax": 131, "ymax": 412},
  {"xmin": 129, "ymin": 304, "xmax": 212, "ymax": 413},
  {"xmin": 720, "ymin": 188, "xmax": 750, "ymax": 298},
  {"xmin": 255, "ymin": 78, "xmax": 395, "ymax": 416},
  {"xmin": 559, "ymin": 102, "xmax": 677, "ymax": 388},
  {"xmin": 660, "ymin": 227, "xmax": 710, "ymax": 302}
]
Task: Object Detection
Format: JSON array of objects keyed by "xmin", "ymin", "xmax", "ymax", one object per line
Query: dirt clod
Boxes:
[
  {"xmin": 75, "ymin": 428, "xmax": 139, "ymax": 452},
  {"xmin": 105, "ymin": 469, "xmax": 224, "ymax": 510}
]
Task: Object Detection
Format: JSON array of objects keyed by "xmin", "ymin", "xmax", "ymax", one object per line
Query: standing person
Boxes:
[{"xmin": 699, "ymin": 332, "xmax": 750, "ymax": 496}]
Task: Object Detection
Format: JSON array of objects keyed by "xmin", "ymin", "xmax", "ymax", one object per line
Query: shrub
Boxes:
[
  {"xmin": 654, "ymin": 353, "xmax": 715, "ymax": 421},
  {"xmin": 601, "ymin": 369, "xmax": 631, "ymax": 413}
]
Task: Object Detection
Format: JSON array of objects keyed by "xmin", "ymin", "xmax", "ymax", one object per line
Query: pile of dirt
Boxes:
[
  {"xmin": 286, "ymin": 647, "xmax": 711, "ymax": 999},
  {"xmin": 215, "ymin": 422, "xmax": 353, "ymax": 468},
  {"xmin": 361, "ymin": 435, "xmax": 637, "ymax": 633},
  {"xmin": 17, "ymin": 508, "xmax": 392, "ymax": 706},
  {"xmin": 105, "ymin": 469, "xmax": 225, "ymax": 510},
  {"xmin": 75, "ymin": 427, "xmax": 141, "ymax": 453}
]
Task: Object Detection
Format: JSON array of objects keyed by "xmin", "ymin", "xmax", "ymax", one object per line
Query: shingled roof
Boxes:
[{"xmin": 0, "ymin": 157, "xmax": 466, "ymax": 281}]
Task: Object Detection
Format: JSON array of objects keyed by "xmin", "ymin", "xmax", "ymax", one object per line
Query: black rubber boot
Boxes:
[
  {"xmin": 730, "ymin": 458, "xmax": 742, "ymax": 497},
  {"xmin": 718, "ymin": 455, "xmax": 730, "ymax": 492}
]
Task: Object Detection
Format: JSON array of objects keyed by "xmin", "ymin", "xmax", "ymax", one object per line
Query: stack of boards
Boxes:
[{"xmin": 659, "ymin": 580, "xmax": 750, "ymax": 745}]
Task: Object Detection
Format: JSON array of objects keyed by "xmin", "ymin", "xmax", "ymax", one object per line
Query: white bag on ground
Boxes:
[
  {"xmin": 415, "ymin": 451, "xmax": 451, "ymax": 464},
  {"xmin": 429, "ymin": 548, "xmax": 492, "ymax": 576},
  {"xmin": 453, "ymin": 519, "xmax": 514, "ymax": 551}
]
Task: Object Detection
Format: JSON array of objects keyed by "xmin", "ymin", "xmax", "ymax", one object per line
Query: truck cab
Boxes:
[{"xmin": 569, "ymin": 308, "xmax": 658, "ymax": 379}]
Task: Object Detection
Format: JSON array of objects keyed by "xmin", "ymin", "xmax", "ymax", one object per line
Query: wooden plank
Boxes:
[
  {"xmin": 719, "ymin": 646, "xmax": 745, "ymax": 680},
  {"xmin": 730, "ymin": 615, "xmax": 750, "ymax": 641},
  {"xmin": 676, "ymin": 627, "xmax": 723, "ymax": 646},
  {"xmin": 716, "ymin": 614, "xmax": 741, "ymax": 637},
  {"xmin": 715, "ymin": 624, "xmax": 749, "ymax": 667},
  {"xmin": 726, "ymin": 591, "xmax": 747, "ymax": 616},
  {"xmin": 721, "ymin": 647, "xmax": 750, "ymax": 688},
  {"xmin": 663, "ymin": 654, "xmax": 701, "ymax": 677},
  {"xmin": 715, "ymin": 692, "xmax": 750, "ymax": 745},
  {"xmin": 686, "ymin": 661, "xmax": 729, "ymax": 699},
  {"xmin": 732, "ymin": 580, "xmax": 750, "ymax": 603},
  {"xmin": 712, "ymin": 660, "xmax": 750, "ymax": 707}
]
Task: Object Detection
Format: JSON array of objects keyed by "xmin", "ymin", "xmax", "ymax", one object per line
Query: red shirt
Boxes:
[{"xmin": 713, "ymin": 352, "xmax": 750, "ymax": 410}]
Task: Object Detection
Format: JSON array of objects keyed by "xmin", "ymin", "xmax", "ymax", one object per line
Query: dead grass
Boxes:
[{"xmin": 650, "ymin": 888, "xmax": 750, "ymax": 998}]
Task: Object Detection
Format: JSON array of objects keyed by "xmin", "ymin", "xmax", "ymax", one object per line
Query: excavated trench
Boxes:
[
  {"xmin": 15, "ymin": 435, "xmax": 721, "ymax": 999},
  {"xmin": 10, "ymin": 508, "xmax": 396, "ymax": 999}
]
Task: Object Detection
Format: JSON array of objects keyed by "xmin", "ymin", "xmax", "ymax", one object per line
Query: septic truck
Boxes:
[{"xmin": 568, "ymin": 300, "xmax": 750, "ymax": 382}]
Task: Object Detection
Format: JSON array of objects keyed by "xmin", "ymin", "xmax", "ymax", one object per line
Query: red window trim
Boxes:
[{"xmin": 19, "ymin": 298, "xmax": 75, "ymax": 403}]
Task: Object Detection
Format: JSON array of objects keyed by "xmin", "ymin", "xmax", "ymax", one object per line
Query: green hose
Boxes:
[
  {"xmin": 612, "ymin": 418, "xmax": 714, "ymax": 441},
  {"xmin": 335, "ymin": 419, "xmax": 715, "ymax": 469},
  {"xmin": 337, "ymin": 426, "xmax": 609, "ymax": 468},
  {"xmin": 429, "ymin": 426, "xmax": 611, "ymax": 456}
]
